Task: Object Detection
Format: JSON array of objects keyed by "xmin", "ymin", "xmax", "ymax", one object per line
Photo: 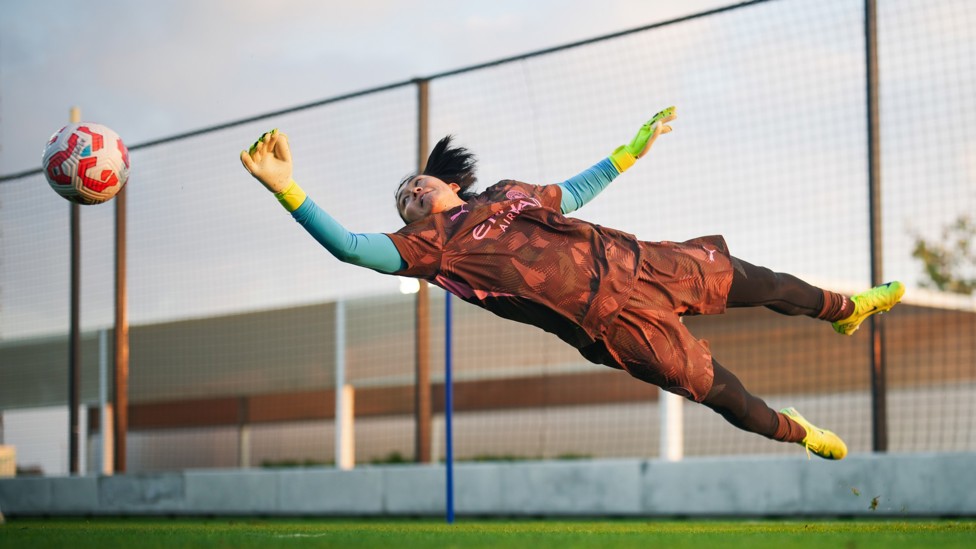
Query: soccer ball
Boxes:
[{"xmin": 42, "ymin": 122, "xmax": 130, "ymax": 205}]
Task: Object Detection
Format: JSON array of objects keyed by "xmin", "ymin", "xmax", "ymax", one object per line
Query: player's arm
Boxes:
[
  {"xmin": 559, "ymin": 106, "xmax": 677, "ymax": 214},
  {"xmin": 240, "ymin": 130, "xmax": 405, "ymax": 274},
  {"xmin": 558, "ymin": 159, "xmax": 619, "ymax": 214}
]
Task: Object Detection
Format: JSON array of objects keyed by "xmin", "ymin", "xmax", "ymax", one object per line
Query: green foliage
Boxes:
[{"xmin": 911, "ymin": 214, "xmax": 976, "ymax": 295}]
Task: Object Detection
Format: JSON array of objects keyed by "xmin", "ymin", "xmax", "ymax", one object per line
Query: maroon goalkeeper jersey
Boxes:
[
  {"xmin": 387, "ymin": 180, "xmax": 736, "ymax": 401},
  {"xmin": 386, "ymin": 181, "xmax": 643, "ymax": 349}
]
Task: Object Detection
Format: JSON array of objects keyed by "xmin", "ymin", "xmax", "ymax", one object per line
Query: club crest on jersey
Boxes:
[{"xmin": 472, "ymin": 196, "xmax": 542, "ymax": 240}]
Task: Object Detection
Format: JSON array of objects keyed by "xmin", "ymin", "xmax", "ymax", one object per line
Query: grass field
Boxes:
[{"xmin": 1, "ymin": 518, "xmax": 974, "ymax": 549}]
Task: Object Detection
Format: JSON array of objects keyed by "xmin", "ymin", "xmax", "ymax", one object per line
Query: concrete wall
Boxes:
[{"xmin": 1, "ymin": 453, "xmax": 973, "ymax": 518}]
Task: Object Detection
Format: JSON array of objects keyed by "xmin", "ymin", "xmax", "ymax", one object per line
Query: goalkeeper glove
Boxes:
[
  {"xmin": 609, "ymin": 106, "xmax": 676, "ymax": 173},
  {"xmin": 241, "ymin": 129, "xmax": 306, "ymax": 212}
]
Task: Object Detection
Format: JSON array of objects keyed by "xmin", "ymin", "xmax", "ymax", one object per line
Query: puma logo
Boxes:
[{"xmin": 450, "ymin": 205, "xmax": 470, "ymax": 221}]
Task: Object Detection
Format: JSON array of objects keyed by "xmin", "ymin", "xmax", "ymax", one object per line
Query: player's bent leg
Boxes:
[
  {"xmin": 831, "ymin": 281, "xmax": 906, "ymax": 336},
  {"xmin": 701, "ymin": 360, "xmax": 848, "ymax": 460},
  {"xmin": 779, "ymin": 407, "xmax": 848, "ymax": 460},
  {"xmin": 701, "ymin": 360, "xmax": 804, "ymax": 441}
]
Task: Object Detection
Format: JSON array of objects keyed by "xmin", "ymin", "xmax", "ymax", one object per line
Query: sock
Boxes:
[
  {"xmin": 817, "ymin": 290, "xmax": 855, "ymax": 322},
  {"xmin": 773, "ymin": 412, "xmax": 807, "ymax": 443}
]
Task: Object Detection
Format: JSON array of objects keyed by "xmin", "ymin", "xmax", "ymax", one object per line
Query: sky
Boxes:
[{"xmin": 0, "ymin": 0, "xmax": 730, "ymax": 176}]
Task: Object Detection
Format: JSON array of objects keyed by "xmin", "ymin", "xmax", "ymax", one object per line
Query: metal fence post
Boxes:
[{"xmin": 865, "ymin": 0, "xmax": 888, "ymax": 452}]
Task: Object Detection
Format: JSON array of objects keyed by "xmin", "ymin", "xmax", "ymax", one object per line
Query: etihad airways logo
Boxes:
[{"xmin": 472, "ymin": 195, "xmax": 542, "ymax": 240}]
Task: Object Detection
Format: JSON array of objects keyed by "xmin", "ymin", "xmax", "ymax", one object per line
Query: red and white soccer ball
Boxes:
[{"xmin": 42, "ymin": 122, "xmax": 130, "ymax": 205}]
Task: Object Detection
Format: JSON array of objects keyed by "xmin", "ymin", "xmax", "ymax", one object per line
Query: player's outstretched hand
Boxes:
[
  {"xmin": 633, "ymin": 106, "xmax": 676, "ymax": 158},
  {"xmin": 610, "ymin": 106, "xmax": 677, "ymax": 172},
  {"xmin": 240, "ymin": 129, "xmax": 293, "ymax": 194}
]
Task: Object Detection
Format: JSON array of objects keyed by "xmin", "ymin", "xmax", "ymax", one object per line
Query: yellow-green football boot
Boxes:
[
  {"xmin": 780, "ymin": 407, "xmax": 848, "ymax": 460},
  {"xmin": 832, "ymin": 281, "xmax": 905, "ymax": 336}
]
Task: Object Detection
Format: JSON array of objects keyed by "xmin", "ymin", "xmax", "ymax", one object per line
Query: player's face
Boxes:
[{"xmin": 396, "ymin": 175, "xmax": 464, "ymax": 223}]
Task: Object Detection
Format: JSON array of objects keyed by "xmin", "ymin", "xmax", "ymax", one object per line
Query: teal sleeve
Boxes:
[
  {"xmin": 291, "ymin": 197, "xmax": 406, "ymax": 274},
  {"xmin": 557, "ymin": 158, "xmax": 621, "ymax": 214}
]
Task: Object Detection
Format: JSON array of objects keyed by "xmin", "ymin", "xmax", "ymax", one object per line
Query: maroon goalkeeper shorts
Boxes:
[{"xmin": 579, "ymin": 235, "xmax": 734, "ymax": 402}]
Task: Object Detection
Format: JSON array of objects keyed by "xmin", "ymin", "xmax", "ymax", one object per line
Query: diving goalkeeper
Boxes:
[{"xmin": 241, "ymin": 107, "xmax": 904, "ymax": 460}]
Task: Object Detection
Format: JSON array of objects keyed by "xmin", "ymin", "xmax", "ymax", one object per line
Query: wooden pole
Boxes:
[
  {"xmin": 414, "ymin": 79, "xmax": 432, "ymax": 463},
  {"xmin": 114, "ymin": 170, "xmax": 129, "ymax": 472}
]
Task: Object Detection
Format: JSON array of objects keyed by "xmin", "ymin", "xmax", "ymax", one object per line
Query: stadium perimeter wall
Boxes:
[{"xmin": 1, "ymin": 453, "xmax": 973, "ymax": 518}]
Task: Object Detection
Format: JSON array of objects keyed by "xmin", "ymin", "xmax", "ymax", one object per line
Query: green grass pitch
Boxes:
[{"xmin": 2, "ymin": 518, "xmax": 974, "ymax": 548}]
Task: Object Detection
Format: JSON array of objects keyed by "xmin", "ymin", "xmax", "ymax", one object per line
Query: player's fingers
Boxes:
[
  {"xmin": 250, "ymin": 134, "xmax": 266, "ymax": 155},
  {"xmin": 651, "ymin": 115, "xmax": 676, "ymax": 133},
  {"xmin": 276, "ymin": 132, "xmax": 292, "ymax": 163},
  {"xmin": 649, "ymin": 106, "xmax": 676, "ymax": 125},
  {"xmin": 659, "ymin": 125, "xmax": 673, "ymax": 134},
  {"xmin": 250, "ymin": 131, "xmax": 274, "ymax": 155},
  {"xmin": 265, "ymin": 131, "xmax": 279, "ymax": 154},
  {"xmin": 240, "ymin": 150, "xmax": 257, "ymax": 174}
]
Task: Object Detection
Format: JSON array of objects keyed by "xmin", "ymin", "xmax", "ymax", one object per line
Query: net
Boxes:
[{"xmin": 1, "ymin": 0, "xmax": 973, "ymax": 474}]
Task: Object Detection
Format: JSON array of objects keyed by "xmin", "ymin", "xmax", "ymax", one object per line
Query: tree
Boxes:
[{"xmin": 911, "ymin": 214, "xmax": 976, "ymax": 295}]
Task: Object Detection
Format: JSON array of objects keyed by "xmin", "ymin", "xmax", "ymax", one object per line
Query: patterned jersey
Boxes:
[{"xmin": 385, "ymin": 181, "xmax": 642, "ymax": 348}]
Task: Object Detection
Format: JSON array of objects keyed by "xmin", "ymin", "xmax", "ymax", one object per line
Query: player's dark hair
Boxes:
[
  {"xmin": 396, "ymin": 135, "xmax": 478, "ymax": 222},
  {"xmin": 421, "ymin": 135, "xmax": 478, "ymax": 197}
]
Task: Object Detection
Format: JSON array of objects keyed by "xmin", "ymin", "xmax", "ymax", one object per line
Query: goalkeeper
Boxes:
[{"xmin": 241, "ymin": 107, "xmax": 904, "ymax": 460}]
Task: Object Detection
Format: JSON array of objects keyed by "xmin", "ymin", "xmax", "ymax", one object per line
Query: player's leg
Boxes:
[
  {"xmin": 593, "ymin": 280, "xmax": 847, "ymax": 459},
  {"xmin": 727, "ymin": 257, "xmax": 904, "ymax": 335},
  {"xmin": 726, "ymin": 257, "xmax": 848, "ymax": 317},
  {"xmin": 701, "ymin": 359, "xmax": 848, "ymax": 459}
]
